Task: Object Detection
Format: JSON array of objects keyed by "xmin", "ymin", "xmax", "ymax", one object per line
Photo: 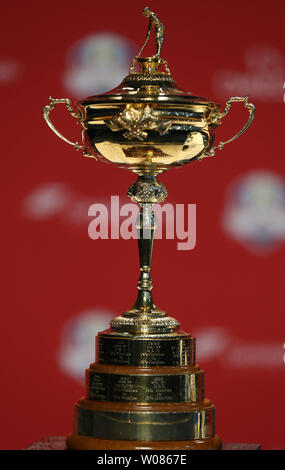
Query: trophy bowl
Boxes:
[
  {"xmin": 77, "ymin": 57, "xmax": 220, "ymax": 173},
  {"xmin": 44, "ymin": 56, "xmax": 255, "ymax": 176}
]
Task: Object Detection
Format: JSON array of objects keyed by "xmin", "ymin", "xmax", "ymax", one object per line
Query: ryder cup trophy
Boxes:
[{"xmin": 43, "ymin": 8, "xmax": 255, "ymax": 450}]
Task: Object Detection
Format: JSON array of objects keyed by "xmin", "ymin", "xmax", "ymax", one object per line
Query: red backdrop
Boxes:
[{"xmin": 1, "ymin": 0, "xmax": 285, "ymax": 450}]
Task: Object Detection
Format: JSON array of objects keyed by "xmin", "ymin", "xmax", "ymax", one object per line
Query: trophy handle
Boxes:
[
  {"xmin": 205, "ymin": 96, "xmax": 256, "ymax": 157},
  {"xmin": 43, "ymin": 97, "xmax": 87, "ymax": 153}
]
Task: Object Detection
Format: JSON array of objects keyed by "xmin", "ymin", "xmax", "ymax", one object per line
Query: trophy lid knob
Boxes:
[
  {"xmin": 78, "ymin": 8, "xmax": 213, "ymax": 106},
  {"xmin": 130, "ymin": 57, "xmax": 169, "ymax": 75}
]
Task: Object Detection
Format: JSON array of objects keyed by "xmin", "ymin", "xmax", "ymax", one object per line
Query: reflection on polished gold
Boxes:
[
  {"xmin": 74, "ymin": 405, "xmax": 215, "ymax": 441},
  {"xmin": 43, "ymin": 7, "xmax": 255, "ymax": 450}
]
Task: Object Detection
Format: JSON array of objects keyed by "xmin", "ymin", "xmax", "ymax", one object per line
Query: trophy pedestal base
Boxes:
[
  {"xmin": 67, "ymin": 434, "xmax": 222, "ymax": 450},
  {"xmin": 68, "ymin": 329, "xmax": 221, "ymax": 449}
]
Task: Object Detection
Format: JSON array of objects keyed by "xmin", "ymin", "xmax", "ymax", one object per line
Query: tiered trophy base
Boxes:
[
  {"xmin": 66, "ymin": 328, "xmax": 222, "ymax": 450},
  {"xmin": 67, "ymin": 434, "xmax": 222, "ymax": 450}
]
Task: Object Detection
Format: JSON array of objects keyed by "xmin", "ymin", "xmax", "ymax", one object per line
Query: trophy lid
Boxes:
[{"xmin": 78, "ymin": 56, "xmax": 216, "ymax": 107}]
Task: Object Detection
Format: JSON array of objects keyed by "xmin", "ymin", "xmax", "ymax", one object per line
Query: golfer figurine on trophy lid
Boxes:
[{"xmin": 43, "ymin": 7, "xmax": 255, "ymax": 450}]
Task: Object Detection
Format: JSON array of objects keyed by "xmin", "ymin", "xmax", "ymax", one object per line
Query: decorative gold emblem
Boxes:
[{"xmin": 105, "ymin": 104, "xmax": 173, "ymax": 141}]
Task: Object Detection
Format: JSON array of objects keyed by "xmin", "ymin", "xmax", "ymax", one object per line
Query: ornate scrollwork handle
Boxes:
[
  {"xmin": 43, "ymin": 97, "xmax": 84, "ymax": 152},
  {"xmin": 204, "ymin": 96, "xmax": 256, "ymax": 157}
]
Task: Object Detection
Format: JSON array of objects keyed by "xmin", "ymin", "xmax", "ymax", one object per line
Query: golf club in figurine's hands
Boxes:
[{"xmin": 43, "ymin": 8, "xmax": 255, "ymax": 450}]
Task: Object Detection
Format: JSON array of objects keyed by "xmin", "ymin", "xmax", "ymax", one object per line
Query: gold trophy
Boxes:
[{"xmin": 43, "ymin": 8, "xmax": 255, "ymax": 450}]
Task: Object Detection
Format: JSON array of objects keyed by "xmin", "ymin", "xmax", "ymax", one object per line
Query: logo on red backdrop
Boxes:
[
  {"xmin": 63, "ymin": 33, "xmax": 136, "ymax": 97},
  {"xmin": 0, "ymin": 60, "xmax": 21, "ymax": 84},
  {"xmin": 58, "ymin": 309, "xmax": 114, "ymax": 383},
  {"xmin": 222, "ymin": 170, "xmax": 285, "ymax": 254},
  {"xmin": 212, "ymin": 44, "xmax": 285, "ymax": 103},
  {"xmin": 194, "ymin": 326, "xmax": 283, "ymax": 369}
]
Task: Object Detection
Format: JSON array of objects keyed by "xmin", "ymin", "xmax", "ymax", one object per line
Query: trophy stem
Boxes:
[
  {"xmin": 133, "ymin": 203, "xmax": 156, "ymax": 313},
  {"xmin": 126, "ymin": 174, "xmax": 168, "ymax": 318},
  {"xmin": 111, "ymin": 174, "xmax": 179, "ymax": 335}
]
